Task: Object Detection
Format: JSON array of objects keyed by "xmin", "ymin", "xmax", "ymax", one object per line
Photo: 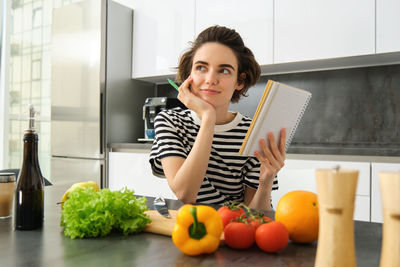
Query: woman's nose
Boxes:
[{"xmin": 205, "ymin": 71, "xmax": 218, "ymax": 85}]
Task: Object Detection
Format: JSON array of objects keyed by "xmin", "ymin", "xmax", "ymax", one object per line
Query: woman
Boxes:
[{"xmin": 149, "ymin": 26, "xmax": 286, "ymax": 211}]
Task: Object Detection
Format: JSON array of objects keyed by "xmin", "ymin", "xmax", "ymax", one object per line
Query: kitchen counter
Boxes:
[{"xmin": 0, "ymin": 185, "xmax": 382, "ymax": 267}]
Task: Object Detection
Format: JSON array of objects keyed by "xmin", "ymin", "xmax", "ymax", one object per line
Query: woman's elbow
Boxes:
[
  {"xmin": 166, "ymin": 176, "xmax": 197, "ymax": 204},
  {"xmin": 174, "ymin": 190, "xmax": 197, "ymax": 204}
]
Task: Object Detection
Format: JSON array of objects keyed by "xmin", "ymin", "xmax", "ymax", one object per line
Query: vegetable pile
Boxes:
[
  {"xmin": 60, "ymin": 187, "xmax": 151, "ymax": 239},
  {"xmin": 171, "ymin": 202, "xmax": 290, "ymax": 256}
]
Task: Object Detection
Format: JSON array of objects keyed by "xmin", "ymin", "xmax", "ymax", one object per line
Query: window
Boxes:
[{"xmin": 5, "ymin": 0, "xmax": 83, "ymax": 179}]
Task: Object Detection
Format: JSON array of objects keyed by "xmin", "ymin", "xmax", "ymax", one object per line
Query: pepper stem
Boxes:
[{"xmin": 189, "ymin": 206, "xmax": 207, "ymax": 240}]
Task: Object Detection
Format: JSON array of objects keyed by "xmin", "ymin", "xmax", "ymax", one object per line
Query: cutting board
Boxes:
[
  {"xmin": 143, "ymin": 209, "xmax": 225, "ymax": 242},
  {"xmin": 143, "ymin": 209, "xmax": 178, "ymax": 236}
]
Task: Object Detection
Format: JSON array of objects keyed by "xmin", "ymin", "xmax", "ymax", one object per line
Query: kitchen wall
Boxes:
[
  {"xmin": 156, "ymin": 64, "xmax": 400, "ymax": 156},
  {"xmin": 106, "ymin": 79, "xmax": 155, "ymax": 144}
]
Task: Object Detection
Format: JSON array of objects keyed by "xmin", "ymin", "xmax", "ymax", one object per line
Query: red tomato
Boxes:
[
  {"xmin": 255, "ymin": 221, "xmax": 289, "ymax": 253},
  {"xmin": 217, "ymin": 206, "xmax": 245, "ymax": 228},
  {"xmin": 247, "ymin": 215, "xmax": 273, "ymax": 229},
  {"xmin": 224, "ymin": 222, "xmax": 256, "ymax": 250}
]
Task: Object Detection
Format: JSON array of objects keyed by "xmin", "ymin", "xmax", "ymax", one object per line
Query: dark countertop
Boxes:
[{"xmin": 0, "ymin": 185, "xmax": 382, "ymax": 267}]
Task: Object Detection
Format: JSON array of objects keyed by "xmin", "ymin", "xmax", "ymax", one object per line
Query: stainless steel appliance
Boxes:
[
  {"xmin": 141, "ymin": 97, "xmax": 185, "ymax": 141},
  {"xmin": 51, "ymin": 0, "xmax": 143, "ymax": 188}
]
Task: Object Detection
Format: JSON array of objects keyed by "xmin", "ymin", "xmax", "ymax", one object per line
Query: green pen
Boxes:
[{"xmin": 167, "ymin": 78, "xmax": 180, "ymax": 91}]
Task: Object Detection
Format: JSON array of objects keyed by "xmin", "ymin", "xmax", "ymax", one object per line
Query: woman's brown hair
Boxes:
[{"xmin": 176, "ymin": 25, "xmax": 261, "ymax": 103}]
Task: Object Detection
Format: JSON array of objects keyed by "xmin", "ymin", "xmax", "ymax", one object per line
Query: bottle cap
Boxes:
[
  {"xmin": 28, "ymin": 104, "xmax": 36, "ymax": 131},
  {"xmin": 0, "ymin": 173, "xmax": 16, "ymax": 183}
]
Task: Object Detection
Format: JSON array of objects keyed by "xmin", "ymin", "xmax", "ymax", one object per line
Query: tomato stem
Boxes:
[
  {"xmin": 223, "ymin": 201, "xmax": 243, "ymax": 211},
  {"xmin": 239, "ymin": 203, "xmax": 255, "ymax": 219}
]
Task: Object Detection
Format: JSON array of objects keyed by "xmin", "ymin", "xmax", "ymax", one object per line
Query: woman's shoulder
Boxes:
[
  {"xmin": 237, "ymin": 113, "xmax": 253, "ymax": 126},
  {"xmin": 156, "ymin": 107, "xmax": 193, "ymax": 126},
  {"xmin": 158, "ymin": 107, "xmax": 190, "ymax": 119}
]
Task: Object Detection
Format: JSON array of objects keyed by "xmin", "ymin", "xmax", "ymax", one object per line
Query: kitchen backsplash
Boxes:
[{"xmin": 156, "ymin": 64, "xmax": 400, "ymax": 156}]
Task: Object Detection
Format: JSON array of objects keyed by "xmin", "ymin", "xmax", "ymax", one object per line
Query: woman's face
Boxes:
[{"xmin": 190, "ymin": 42, "xmax": 244, "ymax": 109}]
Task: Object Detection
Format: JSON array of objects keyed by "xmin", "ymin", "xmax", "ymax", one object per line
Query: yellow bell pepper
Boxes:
[{"xmin": 172, "ymin": 204, "xmax": 223, "ymax": 256}]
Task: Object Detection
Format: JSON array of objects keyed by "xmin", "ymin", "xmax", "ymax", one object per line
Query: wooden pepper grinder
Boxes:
[
  {"xmin": 379, "ymin": 171, "xmax": 400, "ymax": 267},
  {"xmin": 315, "ymin": 167, "xmax": 359, "ymax": 267}
]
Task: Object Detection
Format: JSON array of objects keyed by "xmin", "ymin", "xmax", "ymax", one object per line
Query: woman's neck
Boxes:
[{"xmin": 215, "ymin": 106, "xmax": 236, "ymax": 125}]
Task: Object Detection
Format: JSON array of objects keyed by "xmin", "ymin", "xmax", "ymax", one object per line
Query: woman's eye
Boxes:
[
  {"xmin": 220, "ymin": 68, "xmax": 230, "ymax": 74},
  {"xmin": 196, "ymin": 65, "xmax": 206, "ymax": 71}
]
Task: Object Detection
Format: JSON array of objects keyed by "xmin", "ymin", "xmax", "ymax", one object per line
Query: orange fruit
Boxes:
[{"xmin": 275, "ymin": 190, "xmax": 319, "ymax": 243}]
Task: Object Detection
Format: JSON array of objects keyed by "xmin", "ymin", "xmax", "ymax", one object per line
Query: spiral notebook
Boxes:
[{"xmin": 239, "ymin": 80, "xmax": 312, "ymax": 156}]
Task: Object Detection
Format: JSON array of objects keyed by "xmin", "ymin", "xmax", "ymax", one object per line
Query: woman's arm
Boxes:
[
  {"xmin": 161, "ymin": 114, "xmax": 215, "ymax": 203},
  {"xmin": 160, "ymin": 76, "xmax": 216, "ymax": 203},
  {"xmin": 245, "ymin": 128, "xmax": 286, "ymax": 210},
  {"xmin": 244, "ymin": 185, "xmax": 272, "ymax": 211}
]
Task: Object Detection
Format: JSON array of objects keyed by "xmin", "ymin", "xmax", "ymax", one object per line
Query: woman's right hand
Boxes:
[{"xmin": 177, "ymin": 76, "xmax": 216, "ymax": 122}]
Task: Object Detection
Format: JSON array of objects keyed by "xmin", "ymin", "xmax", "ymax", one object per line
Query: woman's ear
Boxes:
[{"xmin": 236, "ymin": 73, "xmax": 246, "ymax": 90}]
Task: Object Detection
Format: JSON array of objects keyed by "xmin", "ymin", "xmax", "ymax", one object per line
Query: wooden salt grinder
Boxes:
[
  {"xmin": 379, "ymin": 171, "xmax": 400, "ymax": 267},
  {"xmin": 315, "ymin": 168, "xmax": 359, "ymax": 267}
]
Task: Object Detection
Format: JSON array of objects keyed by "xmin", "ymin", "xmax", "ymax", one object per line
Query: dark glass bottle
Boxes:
[{"xmin": 15, "ymin": 105, "xmax": 44, "ymax": 230}]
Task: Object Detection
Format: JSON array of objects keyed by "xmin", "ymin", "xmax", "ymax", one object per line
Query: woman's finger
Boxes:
[
  {"xmin": 177, "ymin": 76, "xmax": 193, "ymax": 104},
  {"xmin": 254, "ymin": 150, "xmax": 271, "ymax": 167},
  {"xmin": 180, "ymin": 76, "xmax": 193, "ymax": 91},
  {"xmin": 259, "ymin": 138, "xmax": 280, "ymax": 169},
  {"xmin": 268, "ymin": 132, "xmax": 284, "ymax": 165}
]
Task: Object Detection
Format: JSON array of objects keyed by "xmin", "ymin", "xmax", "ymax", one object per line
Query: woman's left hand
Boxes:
[{"xmin": 254, "ymin": 128, "xmax": 286, "ymax": 189}]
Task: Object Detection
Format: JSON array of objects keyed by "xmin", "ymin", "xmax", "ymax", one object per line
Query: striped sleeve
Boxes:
[
  {"xmin": 272, "ymin": 175, "xmax": 279, "ymax": 190},
  {"xmin": 243, "ymin": 157, "xmax": 260, "ymax": 189},
  {"xmin": 149, "ymin": 110, "xmax": 188, "ymax": 177}
]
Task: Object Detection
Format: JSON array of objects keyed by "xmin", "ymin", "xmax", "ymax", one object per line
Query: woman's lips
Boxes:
[{"xmin": 200, "ymin": 89, "xmax": 220, "ymax": 95}]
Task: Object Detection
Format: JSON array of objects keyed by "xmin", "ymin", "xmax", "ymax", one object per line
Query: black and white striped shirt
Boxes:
[{"xmin": 149, "ymin": 107, "xmax": 278, "ymax": 205}]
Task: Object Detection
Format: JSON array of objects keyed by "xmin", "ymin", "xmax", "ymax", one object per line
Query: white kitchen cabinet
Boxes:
[
  {"xmin": 108, "ymin": 152, "xmax": 177, "ymax": 200},
  {"xmin": 129, "ymin": 0, "xmax": 195, "ymax": 78},
  {"xmin": 271, "ymin": 159, "xmax": 371, "ymax": 221},
  {"xmin": 376, "ymin": 0, "xmax": 400, "ymax": 53},
  {"xmin": 195, "ymin": 0, "xmax": 273, "ymax": 65},
  {"xmin": 371, "ymin": 162, "xmax": 400, "ymax": 223},
  {"xmin": 274, "ymin": 0, "xmax": 375, "ymax": 63}
]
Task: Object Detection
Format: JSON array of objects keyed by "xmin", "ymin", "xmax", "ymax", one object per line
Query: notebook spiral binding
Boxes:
[{"xmin": 285, "ymin": 93, "xmax": 312, "ymax": 151}]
